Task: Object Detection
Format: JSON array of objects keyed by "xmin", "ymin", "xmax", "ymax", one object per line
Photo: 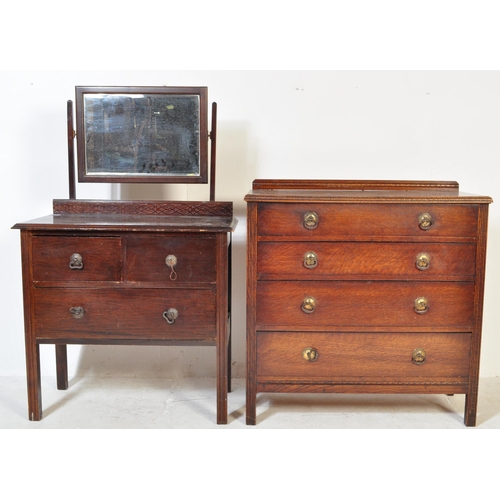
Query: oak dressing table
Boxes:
[{"xmin": 14, "ymin": 86, "xmax": 237, "ymax": 424}]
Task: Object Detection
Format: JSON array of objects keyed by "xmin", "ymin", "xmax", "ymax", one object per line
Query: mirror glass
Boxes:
[{"xmin": 76, "ymin": 87, "xmax": 207, "ymax": 183}]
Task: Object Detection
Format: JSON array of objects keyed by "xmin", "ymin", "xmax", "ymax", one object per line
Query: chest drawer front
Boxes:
[
  {"xmin": 257, "ymin": 242, "xmax": 476, "ymax": 279},
  {"xmin": 256, "ymin": 332, "xmax": 471, "ymax": 382},
  {"xmin": 32, "ymin": 236, "xmax": 122, "ymax": 282},
  {"xmin": 34, "ymin": 288, "xmax": 216, "ymax": 340},
  {"xmin": 257, "ymin": 203, "xmax": 478, "ymax": 238},
  {"xmin": 256, "ymin": 281, "xmax": 475, "ymax": 329},
  {"xmin": 125, "ymin": 234, "xmax": 216, "ymax": 283}
]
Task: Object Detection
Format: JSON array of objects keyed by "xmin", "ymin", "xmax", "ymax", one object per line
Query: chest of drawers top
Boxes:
[
  {"xmin": 245, "ymin": 179, "xmax": 491, "ymax": 201},
  {"xmin": 245, "ymin": 179, "xmax": 492, "ymax": 240},
  {"xmin": 244, "ymin": 179, "xmax": 492, "ymax": 206}
]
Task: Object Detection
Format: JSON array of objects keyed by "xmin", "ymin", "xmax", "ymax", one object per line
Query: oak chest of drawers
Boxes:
[
  {"xmin": 244, "ymin": 180, "xmax": 492, "ymax": 426},
  {"xmin": 14, "ymin": 199, "xmax": 237, "ymax": 424}
]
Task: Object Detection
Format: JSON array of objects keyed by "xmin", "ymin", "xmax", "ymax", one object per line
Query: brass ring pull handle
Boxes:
[
  {"xmin": 412, "ymin": 347, "xmax": 426, "ymax": 365},
  {"xmin": 163, "ymin": 308, "xmax": 179, "ymax": 324},
  {"xmin": 69, "ymin": 253, "xmax": 83, "ymax": 270},
  {"xmin": 303, "ymin": 251, "xmax": 318, "ymax": 269},
  {"xmin": 302, "ymin": 347, "xmax": 319, "ymax": 362},
  {"xmin": 303, "ymin": 211, "xmax": 319, "ymax": 230},
  {"xmin": 416, "ymin": 252, "xmax": 431, "ymax": 271},
  {"xmin": 301, "ymin": 296, "xmax": 316, "ymax": 314},
  {"xmin": 69, "ymin": 306, "xmax": 84, "ymax": 319},
  {"xmin": 165, "ymin": 255, "xmax": 178, "ymax": 281},
  {"xmin": 418, "ymin": 213, "xmax": 434, "ymax": 230},
  {"xmin": 414, "ymin": 297, "xmax": 429, "ymax": 314}
]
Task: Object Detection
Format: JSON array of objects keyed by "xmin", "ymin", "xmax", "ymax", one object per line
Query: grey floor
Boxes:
[
  {"xmin": 2, "ymin": 374, "xmax": 500, "ymax": 428},
  {"xmin": 3, "ymin": 374, "xmax": 499, "ymax": 498}
]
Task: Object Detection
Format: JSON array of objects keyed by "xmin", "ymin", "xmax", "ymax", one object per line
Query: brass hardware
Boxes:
[
  {"xmin": 165, "ymin": 254, "xmax": 178, "ymax": 281},
  {"xmin": 303, "ymin": 211, "xmax": 319, "ymax": 230},
  {"xmin": 302, "ymin": 347, "xmax": 319, "ymax": 362},
  {"xmin": 412, "ymin": 347, "xmax": 426, "ymax": 365},
  {"xmin": 69, "ymin": 253, "xmax": 83, "ymax": 270},
  {"xmin": 414, "ymin": 297, "xmax": 429, "ymax": 314},
  {"xmin": 416, "ymin": 252, "xmax": 431, "ymax": 271},
  {"xmin": 69, "ymin": 306, "xmax": 84, "ymax": 319},
  {"xmin": 303, "ymin": 251, "xmax": 318, "ymax": 269},
  {"xmin": 163, "ymin": 308, "xmax": 179, "ymax": 324},
  {"xmin": 418, "ymin": 212, "xmax": 434, "ymax": 230},
  {"xmin": 301, "ymin": 296, "xmax": 316, "ymax": 314}
]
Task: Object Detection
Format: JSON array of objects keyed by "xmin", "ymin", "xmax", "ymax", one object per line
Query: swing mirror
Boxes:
[{"xmin": 75, "ymin": 86, "xmax": 208, "ymax": 183}]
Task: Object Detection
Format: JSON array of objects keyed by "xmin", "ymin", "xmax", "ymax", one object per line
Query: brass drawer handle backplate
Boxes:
[
  {"xmin": 69, "ymin": 253, "xmax": 84, "ymax": 270},
  {"xmin": 416, "ymin": 252, "xmax": 431, "ymax": 271},
  {"xmin": 418, "ymin": 213, "xmax": 434, "ymax": 230},
  {"xmin": 70, "ymin": 306, "xmax": 84, "ymax": 319},
  {"xmin": 303, "ymin": 212, "xmax": 319, "ymax": 230},
  {"xmin": 301, "ymin": 296, "xmax": 316, "ymax": 314},
  {"xmin": 165, "ymin": 254, "xmax": 178, "ymax": 281},
  {"xmin": 303, "ymin": 251, "xmax": 318, "ymax": 269},
  {"xmin": 414, "ymin": 297, "xmax": 429, "ymax": 314},
  {"xmin": 163, "ymin": 308, "xmax": 179, "ymax": 324},
  {"xmin": 302, "ymin": 347, "xmax": 319, "ymax": 362},
  {"xmin": 412, "ymin": 347, "xmax": 426, "ymax": 365}
]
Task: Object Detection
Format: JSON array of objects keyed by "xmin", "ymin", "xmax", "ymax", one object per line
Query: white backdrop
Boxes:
[{"xmin": 2, "ymin": 70, "xmax": 499, "ymax": 380}]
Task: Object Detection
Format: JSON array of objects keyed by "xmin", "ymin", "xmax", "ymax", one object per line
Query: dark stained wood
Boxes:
[
  {"xmin": 227, "ymin": 233, "xmax": 233, "ymax": 393},
  {"xmin": 216, "ymin": 233, "xmax": 229, "ymax": 423},
  {"xmin": 125, "ymin": 234, "xmax": 216, "ymax": 283},
  {"xmin": 247, "ymin": 179, "xmax": 492, "ymax": 204},
  {"xmin": 53, "ymin": 199, "xmax": 233, "ymax": 217},
  {"xmin": 13, "ymin": 200, "xmax": 236, "ymax": 424},
  {"xmin": 34, "ymin": 288, "xmax": 216, "ymax": 340},
  {"xmin": 32, "ymin": 236, "xmax": 122, "ymax": 282},
  {"xmin": 20, "ymin": 231, "xmax": 42, "ymax": 421},
  {"xmin": 257, "ymin": 281, "xmax": 475, "ymax": 330},
  {"xmin": 257, "ymin": 382, "xmax": 469, "ymax": 394},
  {"xmin": 55, "ymin": 344, "xmax": 68, "ymax": 390},
  {"xmin": 14, "ymin": 213, "xmax": 237, "ymax": 233},
  {"xmin": 245, "ymin": 179, "xmax": 492, "ymax": 426},
  {"xmin": 210, "ymin": 102, "xmax": 217, "ymax": 201},
  {"xmin": 257, "ymin": 203, "xmax": 479, "ymax": 238},
  {"xmin": 38, "ymin": 339, "xmax": 217, "ymax": 347},
  {"xmin": 251, "ymin": 179, "xmax": 460, "ymax": 191},
  {"xmin": 257, "ymin": 241, "xmax": 477, "ymax": 280},
  {"xmin": 67, "ymin": 100, "xmax": 76, "ymax": 199},
  {"xmin": 465, "ymin": 203, "xmax": 490, "ymax": 426},
  {"xmin": 256, "ymin": 332, "xmax": 471, "ymax": 381},
  {"xmin": 246, "ymin": 202, "xmax": 258, "ymax": 425}
]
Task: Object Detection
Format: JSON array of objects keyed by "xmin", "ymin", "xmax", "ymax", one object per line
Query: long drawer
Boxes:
[
  {"xmin": 257, "ymin": 203, "xmax": 479, "ymax": 238},
  {"xmin": 256, "ymin": 281, "xmax": 475, "ymax": 329},
  {"xmin": 256, "ymin": 332, "xmax": 471, "ymax": 383},
  {"xmin": 257, "ymin": 241, "xmax": 476, "ymax": 279},
  {"xmin": 32, "ymin": 236, "xmax": 122, "ymax": 282},
  {"xmin": 34, "ymin": 288, "xmax": 216, "ymax": 340}
]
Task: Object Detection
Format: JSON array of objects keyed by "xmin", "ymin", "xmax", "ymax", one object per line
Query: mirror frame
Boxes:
[{"xmin": 75, "ymin": 86, "xmax": 208, "ymax": 183}]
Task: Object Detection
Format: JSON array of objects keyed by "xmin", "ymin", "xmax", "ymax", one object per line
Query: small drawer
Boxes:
[
  {"xmin": 256, "ymin": 332, "xmax": 471, "ymax": 383},
  {"xmin": 257, "ymin": 242, "xmax": 477, "ymax": 280},
  {"xmin": 32, "ymin": 236, "xmax": 122, "ymax": 282},
  {"xmin": 34, "ymin": 288, "xmax": 216, "ymax": 340},
  {"xmin": 125, "ymin": 234, "xmax": 216, "ymax": 283},
  {"xmin": 256, "ymin": 281, "xmax": 475, "ymax": 329},
  {"xmin": 257, "ymin": 203, "xmax": 479, "ymax": 238}
]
